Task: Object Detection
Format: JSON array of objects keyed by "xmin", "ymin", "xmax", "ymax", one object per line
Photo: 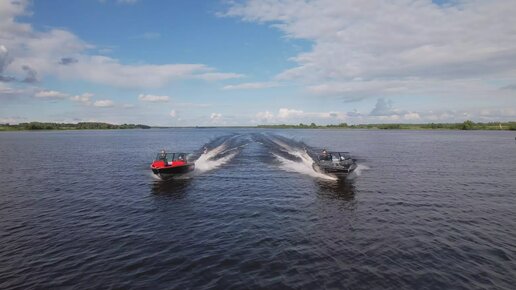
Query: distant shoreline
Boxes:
[
  {"xmin": 0, "ymin": 122, "xmax": 150, "ymax": 131},
  {"xmin": 1, "ymin": 120, "xmax": 515, "ymax": 131},
  {"xmin": 256, "ymin": 121, "xmax": 516, "ymax": 131}
]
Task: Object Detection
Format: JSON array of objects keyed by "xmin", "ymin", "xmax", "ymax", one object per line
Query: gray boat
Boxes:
[{"xmin": 312, "ymin": 150, "xmax": 357, "ymax": 175}]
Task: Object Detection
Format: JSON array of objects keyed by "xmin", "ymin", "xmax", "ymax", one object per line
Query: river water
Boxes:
[{"xmin": 0, "ymin": 128, "xmax": 515, "ymax": 289}]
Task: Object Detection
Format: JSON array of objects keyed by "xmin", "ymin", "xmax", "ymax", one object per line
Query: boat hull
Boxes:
[
  {"xmin": 151, "ymin": 164, "xmax": 195, "ymax": 180},
  {"xmin": 313, "ymin": 162, "xmax": 357, "ymax": 176}
]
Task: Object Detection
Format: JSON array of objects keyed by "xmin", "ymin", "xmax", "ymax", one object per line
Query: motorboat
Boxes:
[
  {"xmin": 150, "ymin": 151, "xmax": 195, "ymax": 180},
  {"xmin": 312, "ymin": 151, "xmax": 357, "ymax": 175}
]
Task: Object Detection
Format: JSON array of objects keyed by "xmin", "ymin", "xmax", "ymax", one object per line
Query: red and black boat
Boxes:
[{"xmin": 150, "ymin": 151, "xmax": 195, "ymax": 180}]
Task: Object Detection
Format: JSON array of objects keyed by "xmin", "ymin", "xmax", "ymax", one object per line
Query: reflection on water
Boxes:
[
  {"xmin": 316, "ymin": 178, "xmax": 356, "ymax": 201},
  {"xmin": 150, "ymin": 178, "xmax": 192, "ymax": 198}
]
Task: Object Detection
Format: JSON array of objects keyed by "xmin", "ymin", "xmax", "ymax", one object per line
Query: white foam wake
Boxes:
[
  {"xmin": 194, "ymin": 142, "xmax": 241, "ymax": 173},
  {"xmin": 347, "ymin": 164, "xmax": 369, "ymax": 179},
  {"xmin": 273, "ymin": 152, "xmax": 337, "ymax": 180},
  {"xmin": 268, "ymin": 137, "xmax": 337, "ymax": 180}
]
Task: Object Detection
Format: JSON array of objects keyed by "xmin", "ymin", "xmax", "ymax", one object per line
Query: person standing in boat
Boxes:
[
  {"xmin": 159, "ymin": 149, "xmax": 168, "ymax": 166},
  {"xmin": 321, "ymin": 149, "xmax": 330, "ymax": 161}
]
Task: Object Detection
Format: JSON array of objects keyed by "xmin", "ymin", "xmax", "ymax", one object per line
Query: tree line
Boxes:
[
  {"xmin": 258, "ymin": 121, "xmax": 516, "ymax": 130},
  {"xmin": 0, "ymin": 122, "xmax": 151, "ymax": 131}
]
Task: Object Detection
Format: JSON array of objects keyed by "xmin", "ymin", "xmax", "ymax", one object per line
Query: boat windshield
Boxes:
[
  {"xmin": 318, "ymin": 151, "xmax": 351, "ymax": 161},
  {"xmin": 155, "ymin": 152, "xmax": 189, "ymax": 162},
  {"xmin": 330, "ymin": 152, "xmax": 351, "ymax": 160}
]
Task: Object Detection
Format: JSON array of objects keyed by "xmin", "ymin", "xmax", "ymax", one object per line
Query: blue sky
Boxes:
[{"xmin": 1, "ymin": 0, "xmax": 515, "ymax": 126}]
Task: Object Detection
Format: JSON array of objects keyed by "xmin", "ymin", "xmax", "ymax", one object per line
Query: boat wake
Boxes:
[
  {"xmin": 347, "ymin": 164, "xmax": 369, "ymax": 179},
  {"xmin": 254, "ymin": 134, "xmax": 337, "ymax": 180},
  {"xmin": 194, "ymin": 135, "xmax": 248, "ymax": 173},
  {"xmin": 150, "ymin": 133, "xmax": 364, "ymax": 181},
  {"xmin": 272, "ymin": 152, "xmax": 337, "ymax": 180}
]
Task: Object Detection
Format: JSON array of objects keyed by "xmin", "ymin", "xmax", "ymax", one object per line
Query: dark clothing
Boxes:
[
  {"xmin": 320, "ymin": 154, "xmax": 331, "ymax": 161},
  {"xmin": 159, "ymin": 153, "xmax": 168, "ymax": 166}
]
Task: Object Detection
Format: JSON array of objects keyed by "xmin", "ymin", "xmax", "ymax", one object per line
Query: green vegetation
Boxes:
[
  {"xmin": 2, "ymin": 120, "xmax": 515, "ymax": 131},
  {"xmin": 258, "ymin": 121, "xmax": 516, "ymax": 130},
  {"xmin": 0, "ymin": 122, "xmax": 151, "ymax": 131}
]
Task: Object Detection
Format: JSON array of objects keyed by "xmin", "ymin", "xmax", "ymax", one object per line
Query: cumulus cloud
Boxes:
[
  {"xmin": 369, "ymin": 98, "xmax": 397, "ymax": 116},
  {"xmin": 479, "ymin": 108, "xmax": 516, "ymax": 118},
  {"xmin": 255, "ymin": 110, "xmax": 274, "ymax": 122},
  {"xmin": 254, "ymin": 108, "xmax": 347, "ymax": 123},
  {"xmin": 277, "ymin": 108, "xmax": 304, "ymax": 119},
  {"xmin": 369, "ymin": 98, "xmax": 420, "ymax": 121},
  {"xmin": 0, "ymin": 45, "xmax": 11, "ymax": 72},
  {"xmin": 93, "ymin": 99, "xmax": 114, "ymax": 107},
  {"xmin": 0, "ymin": 45, "xmax": 15, "ymax": 82},
  {"xmin": 347, "ymin": 109, "xmax": 362, "ymax": 117},
  {"xmin": 169, "ymin": 109, "xmax": 177, "ymax": 118},
  {"xmin": 254, "ymin": 103, "xmax": 514, "ymax": 124},
  {"xmin": 223, "ymin": 82, "xmax": 279, "ymax": 90},
  {"xmin": 210, "ymin": 113, "xmax": 222, "ymax": 121},
  {"xmin": 59, "ymin": 57, "xmax": 78, "ymax": 65},
  {"xmin": 34, "ymin": 90, "xmax": 68, "ymax": 99},
  {"xmin": 22, "ymin": 65, "xmax": 38, "ymax": 83},
  {"xmin": 0, "ymin": 75, "xmax": 15, "ymax": 82},
  {"xmin": 0, "ymin": 116, "xmax": 27, "ymax": 124},
  {"xmin": 52, "ymin": 57, "xmax": 241, "ymax": 88},
  {"xmin": 0, "ymin": 83, "xmax": 29, "ymax": 99},
  {"xmin": 70, "ymin": 93, "xmax": 93, "ymax": 105},
  {"xmin": 138, "ymin": 94, "xmax": 170, "ymax": 102},
  {"xmin": 403, "ymin": 112, "xmax": 421, "ymax": 121},
  {"xmin": 0, "ymin": 1, "xmax": 242, "ymax": 89},
  {"xmin": 225, "ymin": 0, "xmax": 516, "ymax": 102}
]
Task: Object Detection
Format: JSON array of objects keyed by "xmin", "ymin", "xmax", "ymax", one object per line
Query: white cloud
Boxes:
[
  {"xmin": 223, "ymin": 82, "xmax": 279, "ymax": 90},
  {"xmin": 277, "ymin": 108, "xmax": 304, "ymax": 119},
  {"xmin": 403, "ymin": 112, "xmax": 421, "ymax": 121},
  {"xmin": 210, "ymin": 113, "xmax": 222, "ymax": 121},
  {"xmin": 93, "ymin": 99, "xmax": 114, "ymax": 107},
  {"xmin": 0, "ymin": 1, "xmax": 242, "ymax": 89},
  {"xmin": 368, "ymin": 98, "xmax": 422, "ymax": 121},
  {"xmin": 225, "ymin": 0, "xmax": 516, "ymax": 102},
  {"xmin": 369, "ymin": 98, "xmax": 397, "ymax": 116},
  {"xmin": 255, "ymin": 110, "xmax": 274, "ymax": 122},
  {"xmin": 169, "ymin": 109, "xmax": 177, "ymax": 118},
  {"xmin": 53, "ymin": 58, "xmax": 241, "ymax": 88},
  {"xmin": 0, "ymin": 45, "xmax": 12, "ymax": 74},
  {"xmin": 0, "ymin": 116, "xmax": 27, "ymax": 124},
  {"xmin": 254, "ymin": 108, "xmax": 347, "ymax": 123},
  {"xmin": 479, "ymin": 108, "xmax": 516, "ymax": 118},
  {"xmin": 347, "ymin": 109, "xmax": 362, "ymax": 117},
  {"xmin": 138, "ymin": 94, "xmax": 170, "ymax": 102},
  {"xmin": 34, "ymin": 90, "xmax": 68, "ymax": 99},
  {"xmin": 0, "ymin": 83, "xmax": 28, "ymax": 98},
  {"xmin": 70, "ymin": 93, "xmax": 93, "ymax": 105}
]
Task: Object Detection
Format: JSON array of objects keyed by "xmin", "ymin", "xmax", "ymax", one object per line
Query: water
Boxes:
[{"xmin": 0, "ymin": 128, "xmax": 515, "ymax": 289}]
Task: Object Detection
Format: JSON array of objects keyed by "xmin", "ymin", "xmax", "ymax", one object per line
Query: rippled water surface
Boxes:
[{"xmin": 1, "ymin": 129, "xmax": 515, "ymax": 289}]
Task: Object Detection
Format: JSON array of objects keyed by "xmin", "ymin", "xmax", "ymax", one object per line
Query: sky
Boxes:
[{"xmin": 0, "ymin": 0, "xmax": 515, "ymax": 126}]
